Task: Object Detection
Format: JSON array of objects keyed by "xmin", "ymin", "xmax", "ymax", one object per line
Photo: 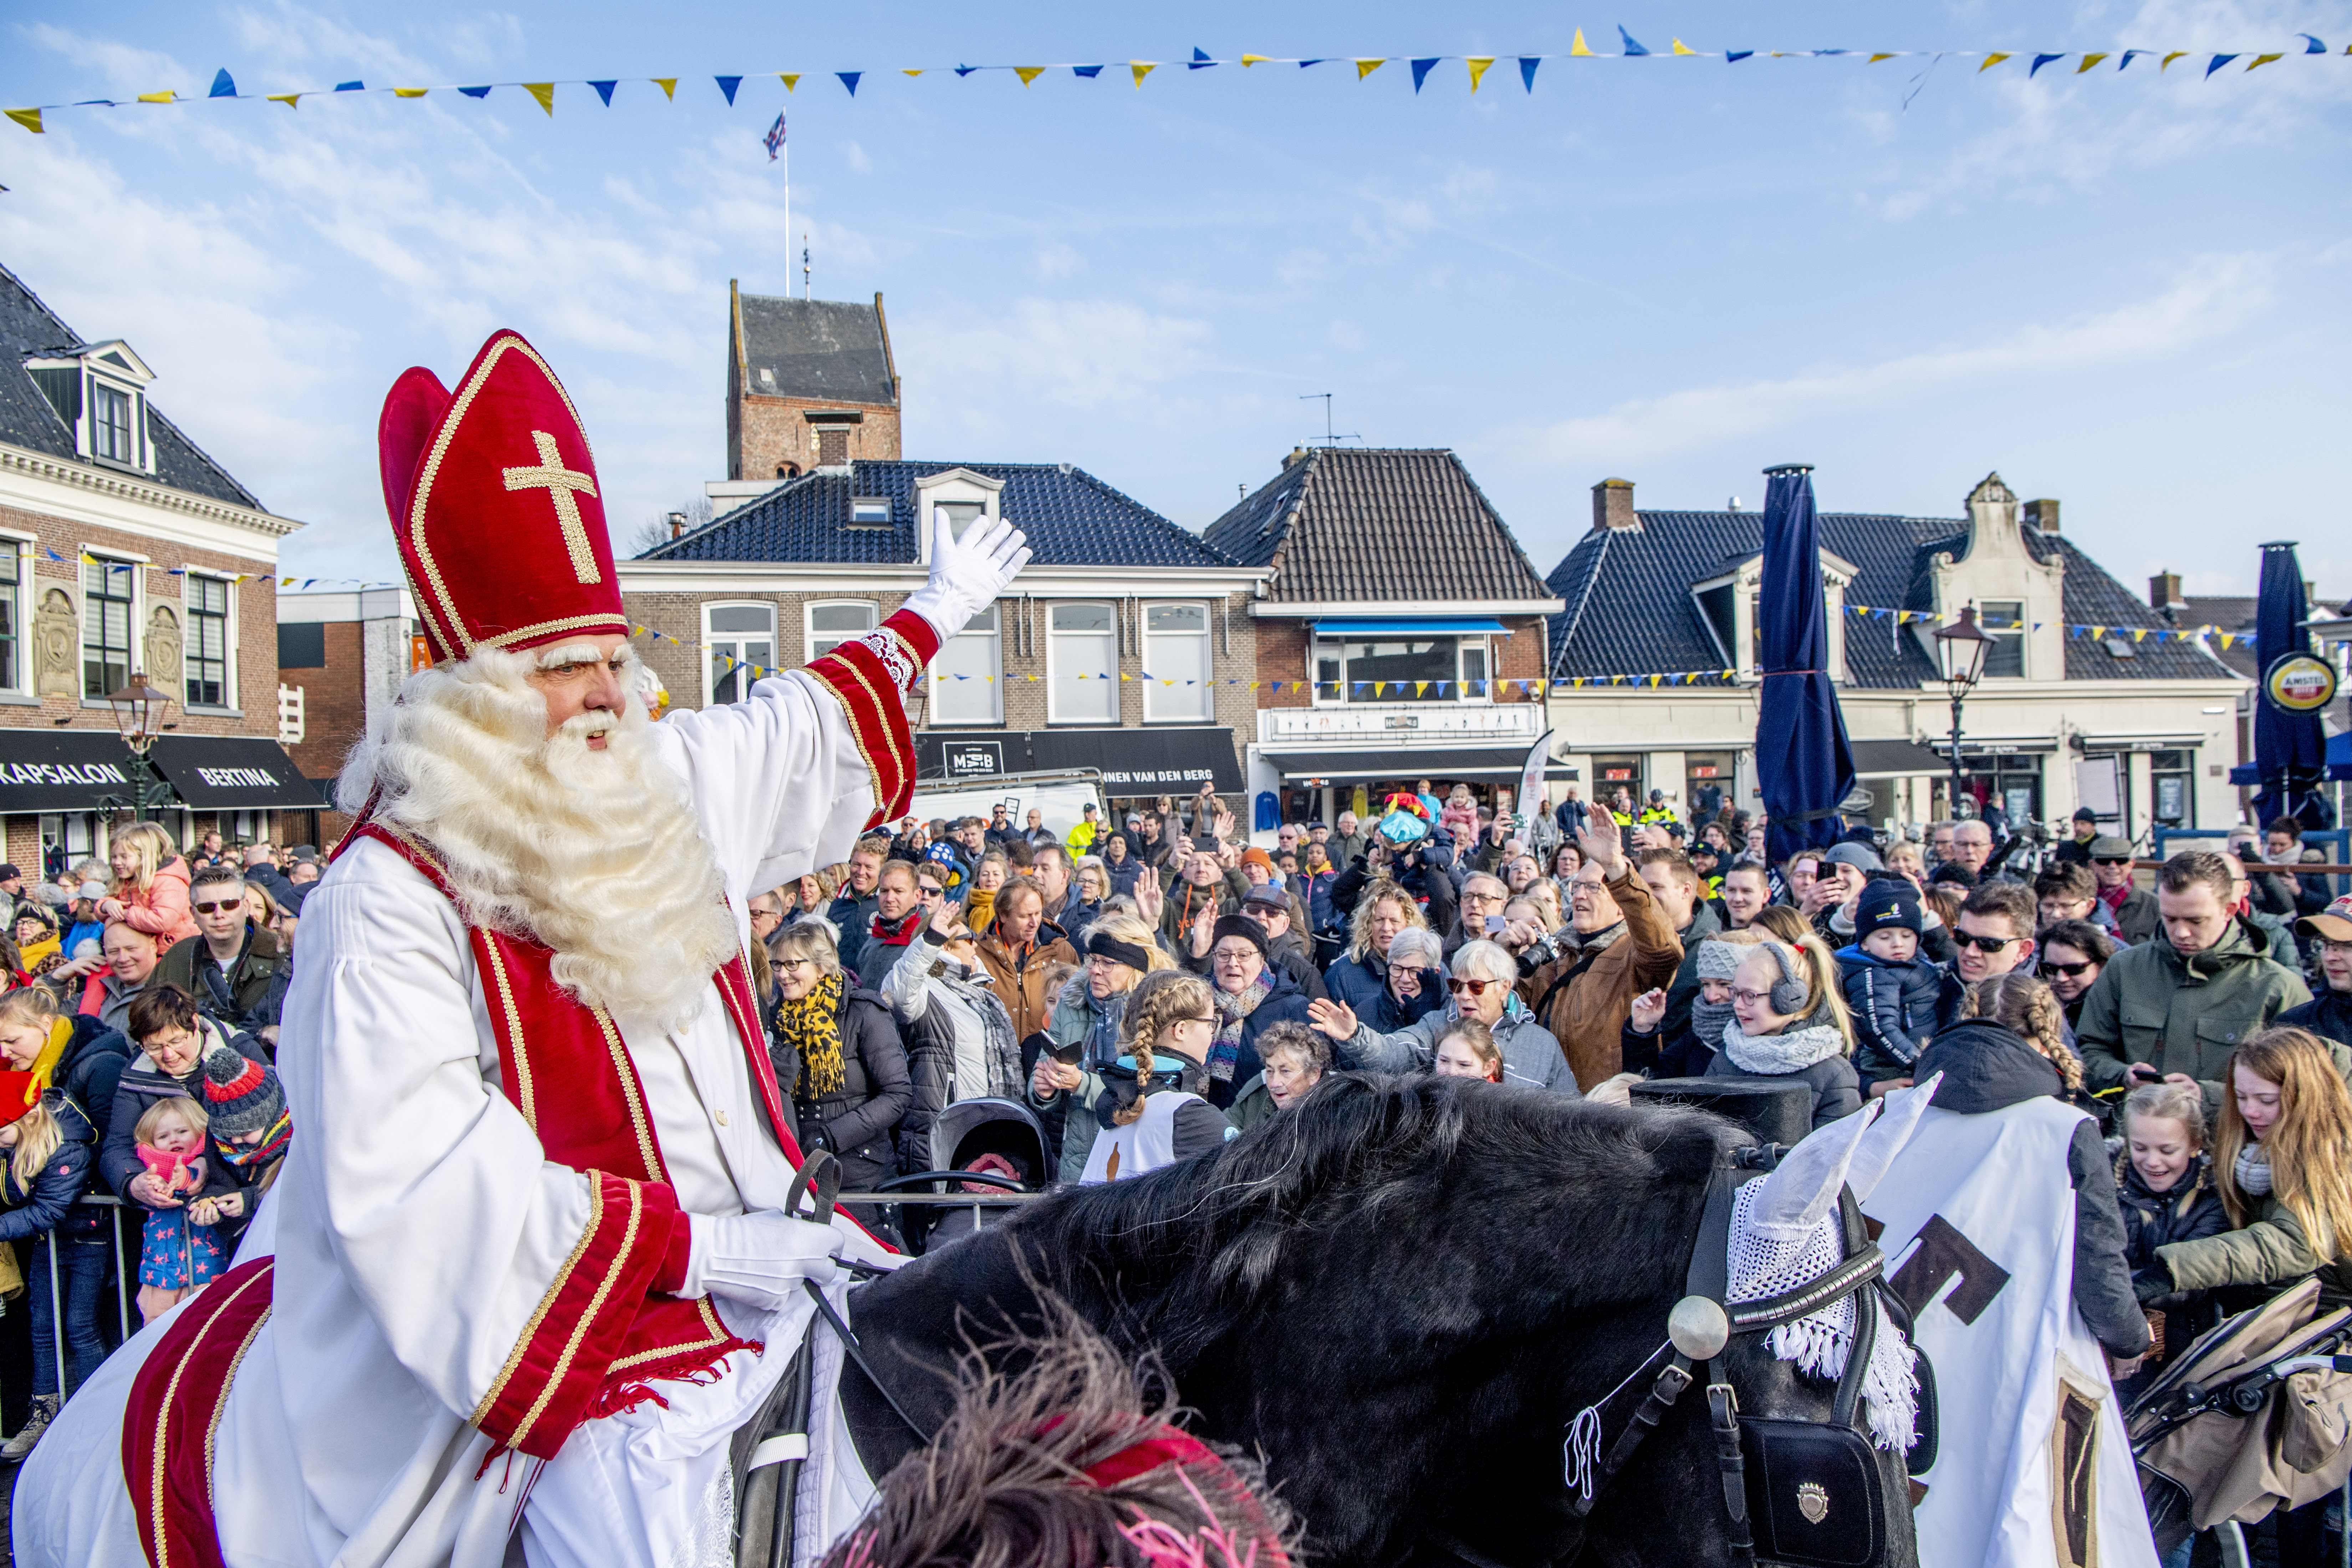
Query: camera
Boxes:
[{"xmin": 1516, "ymin": 929, "xmax": 1574, "ymax": 977}]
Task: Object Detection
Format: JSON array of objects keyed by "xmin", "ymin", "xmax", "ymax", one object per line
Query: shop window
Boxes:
[
  {"xmin": 1049, "ymin": 603, "xmax": 1117, "ymax": 723},
  {"xmin": 2150, "ymin": 749, "xmax": 2194, "ymax": 829},
  {"xmin": 1142, "ymin": 603, "xmax": 1211, "ymax": 722},
  {"xmin": 931, "ymin": 606, "xmax": 1002, "ymax": 724},
  {"xmin": 705, "ymin": 602, "xmax": 776, "ymax": 706}
]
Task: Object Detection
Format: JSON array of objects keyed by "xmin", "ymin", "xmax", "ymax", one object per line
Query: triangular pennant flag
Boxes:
[
  {"xmin": 2299, "ymin": 34, "xmax": 2328, "ymax": 52},
  {"xmin": 779, "ymin": 74, "xmax": 800, "ymax": 92},
  {"xmin": 2119, "ymin": 51, "xmax": 2150, "ymax": 68},
  {"xmin": 394, "ymin": 87, "xmax": 428, "ymax": 98},
  {"xmin": 2206, "ymin": 53, "xmax": 2240, "ymax": 75},
  {"xmin": 1467, "ymin": 56, "xmax": 1494, "ymax": 90},
  {"xmin": 1410, "ymin": 57, "xmax": 1439, "ymax": 91},
  {"xmin": 903, "ymin": 69, "xmax": 924, "ymax": 77},
  {"xmin": 1519, "ymin": 56, "xmax": 1541, "ymax": 91},
  {"xmin": 1979, "ymin": 52, "xmax": 2012, "ymax": 71},
  {"xmin": 954, "ymin": 65, "xmax": 977, "ymax": 77},
  {"xmin": 1131, "ymin": 61, "xmax": 1157, "ymax": 87},
  {"xmin": 1868, "ymin": 52, "xmax": 1897, "ymax": 63},
  {"xmin": 457, "ymin": 86, "xmax": 489, "ymax": 98},
  {"xmin": 2029, "ymin": 53, "xmax": 2066, "ymax": 75},
  {"xmin": 589, "ymin": 80, "xmax": 617, "ymax": 104},
  {"xmin": 1673, "ymin": 39, "xmax": 1699, "ymax": 56},
  {"xmin": 335, "ymin": 81, "xmax": 365, "ymax": 91},
  {"xmin": 716, "ymin": 76, "xmax": 743, "ymax": 104},
  {"xmin": 1354, "ymin": 58, "xmax": 1386, "ymax": 79},
  {"xmin": 209, "ymin": 69, "xmax": 238, "ymax": 98},
  {"xmin": 1015, "ymin": 66, "xmax": 1045, "ymax": 86},
  {"xmin": 1619, "ymin": 27, "xmax": 1653, "ymax": 56},
  {"xmin": 837, "ymin": 71, "xmax": 861, "ymax": 95},
  {"xmin": 1072, "ymin": 65, "xmax": 1103, "ymax": 77},
  {"xmin": 2133, "ymin": 628, "xmax": 2148, "ymax": 642},
  {"xmin": 2245, "ymin": 53, "xmax": 2284, "ymax": 70},
  {"xmin": 1727, "ymin": 50, "xmax": 1754, "ymax": 62},
  {"xmin": 1241, "ymin": 54, "xmax": 1270, "ymax": 66},
  {"xmin": 2076, "ymin": 53, "xmax": 2109, "ymax": 72},
  {"xmin": 5, "ymin": 108, "xmax": 42, "ymax": 133},
  {"xmin": 268, "ymin": 93, "xmax": 300, "ymax": 106},
  {"xmin": 1190, "ymin": 48, "xmax": 1216, "ymax": 70},
  {"xmin": 1570, "ymin": 29, "xmax": 1595, "ymax": 57},
  {"xmin": 523, "ymin": 82, "xmax": 555, "ymax": 115},
  {"xmin": 138, "ymin": 91, "xmax": 177, "ymax": 104},
  {"xmin": 654, "ymin": 78, "xmax": 678, "ymax": 99},
  {"xmin": 2161, "ymin": 51, "xmax": 2188, "ymax": 69},
  {"xmin": 1414, "ymin": 681, "xmax": 1428, "ymax": 696}
]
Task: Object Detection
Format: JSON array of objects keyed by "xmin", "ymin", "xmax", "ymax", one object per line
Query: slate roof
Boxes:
[
  {"xmin": 1201, "ymin": 448, "xmax": 1556, "ymax": 604},
  {"xmin": 640, "ymin": 460, "xmax": 1241, "ymax": 568},
  {"xmin": 0, "ymin": 263, "xmax": 265, "ymax": 510},
  {"xmin": 2172, "ymin": 595, "xmax": 2260, "ymax": 679},
  {"xmin": 736, "ymin": 293, "xmax": 896, "ymax": 407},
  {"xmin": 1545, "ymin": 508, "xmax": 2238, "ymax": 688}
]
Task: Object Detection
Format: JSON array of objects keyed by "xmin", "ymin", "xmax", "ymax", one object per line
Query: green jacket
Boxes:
[
  {"xmin": 149, "ymin": 923, "xmax": 289, "ymax": 1028},
  {"xmin": 2074, "ymin": 918, "xmax": 2311, "ymax": 1123},
  {"xmin": 1226, "ymin": 1074, "xmax": 1278, "ymax": 1133},
  {"xmin": 2158, "ymin": 1189, "xmax": 2352, "ymax": 1301}
]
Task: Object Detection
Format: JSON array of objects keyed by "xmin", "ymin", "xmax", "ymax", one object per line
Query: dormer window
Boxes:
[
  {"xmin": 912, "ymin": 468, "xmax": 1006, "ymax": 563},
  {"xmin": 849, "ymin": 496, "xmax": 892, "ymax": 528},
  {"xmin": 26, "ymin": 339, "xmax": 158, "ymax": 475}
]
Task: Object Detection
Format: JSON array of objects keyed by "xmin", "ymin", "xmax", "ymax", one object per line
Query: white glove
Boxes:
[
  {"xmin": 900, "ymin": 510, "xmax": 1031, "ymax": 646},
  {"xmin": 680, "ymin": 1210, "xmax": 842, "ymax": 1311}
]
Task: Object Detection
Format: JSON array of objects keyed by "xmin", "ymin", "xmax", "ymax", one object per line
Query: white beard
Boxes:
[{"xmin": 335, "ymin": 645, "xmax": 740, "ymax": 1033}]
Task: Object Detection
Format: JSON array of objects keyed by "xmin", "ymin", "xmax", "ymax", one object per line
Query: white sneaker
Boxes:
[{"xmin": 2, "ymin": 1393, "xmax": 58, "ymax": 1461}]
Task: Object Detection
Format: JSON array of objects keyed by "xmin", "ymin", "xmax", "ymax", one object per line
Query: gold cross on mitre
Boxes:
[{"xmin": 501, "ymin": 429, "xmax": 602, "ymax": 583}]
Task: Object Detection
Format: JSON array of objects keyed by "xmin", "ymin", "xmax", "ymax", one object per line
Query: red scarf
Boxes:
[{"xmin": 871, "ymin": 908, "xmax": 923, "ymax": 948}]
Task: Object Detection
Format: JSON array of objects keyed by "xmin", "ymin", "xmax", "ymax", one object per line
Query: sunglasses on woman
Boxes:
[
  {"xmin": 2039, "ymin": 959, "xmax": 2096, "ymax": 979},
  {"xmin": 1445, "ymin": 977, "xmax": 1502, "ymax": 997}
]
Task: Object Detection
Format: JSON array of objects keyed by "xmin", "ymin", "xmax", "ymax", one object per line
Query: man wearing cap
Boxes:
[
  {"xmin": 22, "ymin": 330, "xmax": 1031, "ymax": 1568},
  {"xmin": 2053, "ymin": 807, "xmax": 2100, "ymax": 867},
  {"xmin": 1067, "ymin": 801, "xmax": 1102, "ymax": 857},
  {"xmin": 2088, "ymin": 836, "xmax": 2160, "ymax": 944},
  {"xmin": 2276, "ymin": 896, "xmax": 2352, "ymax": 1047}
]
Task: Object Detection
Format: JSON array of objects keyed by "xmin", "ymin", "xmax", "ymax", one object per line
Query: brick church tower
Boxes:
[{"xmin": 725, "ymin": 280, "xmax": 903, "ymax": 481}]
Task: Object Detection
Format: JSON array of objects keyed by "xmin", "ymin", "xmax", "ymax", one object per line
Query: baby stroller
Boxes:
[
  {"xmin": 2128, "ymin": 1278, "xmax": 2352, "ymax": 1564},
  {"xmin": 874, "ymin": 1098, "xmax": 1051, "ymax": 1256}
]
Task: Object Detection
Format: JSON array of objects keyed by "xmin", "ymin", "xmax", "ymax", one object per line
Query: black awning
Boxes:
[
  {"xmin": 1262, "ymin": 747, "xmax": 1580, "ymax": 783},
  {"xmin": 148, "ymin": 736, "xmax": 325, "ymax": 808},
  {"xmin": 1032, "ymin": 727, "xmax": 1243, "ymax": 795},
  {"xmin": 0, "ymin": 729, "xmax": 139, "ymax": 812},
  {"xmin": 1848, "ymin": 739, "xmax": 1954, "ymax": 777}
]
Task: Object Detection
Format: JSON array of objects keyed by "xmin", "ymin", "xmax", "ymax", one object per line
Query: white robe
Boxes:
[{"xmin": 17, "ymin": 670, "xmax": 896, "ymax": 1568}]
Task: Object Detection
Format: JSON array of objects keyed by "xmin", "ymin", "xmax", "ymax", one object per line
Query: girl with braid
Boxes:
[
  {"xmin": 1964, "ymin": 970, "xmax": 2098, "ymax": 1116},
  {"xmin": 1080, "ymin": 970, "xmax": 1236, "ymax": 1183}
]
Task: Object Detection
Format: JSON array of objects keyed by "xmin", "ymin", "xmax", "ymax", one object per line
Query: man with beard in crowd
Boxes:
[{"xmin": 20, "ymin": 330, "xmax": 1030, "ymax": 1568}]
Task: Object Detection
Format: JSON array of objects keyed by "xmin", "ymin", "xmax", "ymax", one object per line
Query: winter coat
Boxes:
[
  {"xmin": 1912, "ymin": 1021, "xmax": 2151, "ymax": 1358},
  {"xmin": 51, "ymin": 1014, "xmax": 132, "ymax": 1150},
  {"xmin": 2113, "ymin": 1148, "xmax": 2227, "ymax": 1285},
  {"xmin": 1158, "ymin": 870, "xmax": 1245, "ymax": 949},
  {"xmin": 1836, "ymin": 944, "xmax": 1954, "ymax": 1088},
  {"xmin": 2104, "ymin": 885, "xmax": 2161, "ymax": 945},
  {"xmin": 2075, "ymin": 918, "xmax": 2313, "ymax": 1124},
  {"xmin": 1303, "ymin": 870, "xmax": 1339, "ymax": 934},
  {"xmin": 1655, "ymin": 904, "xmax": 1723, "ymax": 1047},
  {"xmin": 827, "ymin": 891, "xmax": 878, "ymax": 975},
  {"xmin": 1105, "ymin": 856, "xmax": 1143, "ymax": 899},
  {"xmin": 2157, "ymin": 1185, "xmax": 2352, "ymax": 1305},
  {"xmin": 1343, "ymin": 995, "xmax": 1582, "ymax": 1097},
  {"xmin": 102, "ymin": 1017, "xmax": 270, "ymax": 1199},
  {"xmin": 1323, "ymin": 948, "xmax": 1443, "ymax": 1035},
  {"xmin": 75, "ymin": 970, "xmax": 146, "ymax": 1037},
  {"xmin": 770, "ymin": 985, "xmax": 913, "ymax": 1194},
  {"xmin": 152, "ymin": 923, "xmax": 291, "ymax": 1033},
  {"xmin": 974, "ymin": 920, "xmax": 1080, "ymax": 1045},
  {"xmin": 1522, "ymin": 867, "xmax": 1684, "ymax": 1090},
  {"xmin": 1199, "ymin": 967, "xmax": 1316, "ymax": 1111},
  {"xmin": 1329, "ymin": 829, "xmax": 1370, "ymax": 868},
  {"xmin": 0, "ymin": 1093, "xmax": 98, "ymax": 1242},
  {"xmin": 1703, "ymin": 1026, "xmax": 1862, "ymax": 1131},
  {"xmin": 1031, "ymin": 971, "xmax": 1137, "ymax": 1183},
  {"xmin": 2275, "ymin": 987, "xmax": 2352, "ymax": 1050},
  {"xmin": 112, "ymin": 857, "xmax": 198, "ymax": 950},
  {"xmin": 1225, "ymin": 1074, "xmax": 1281, "ymax": 1133}
]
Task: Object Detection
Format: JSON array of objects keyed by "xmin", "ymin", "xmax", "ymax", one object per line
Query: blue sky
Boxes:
[{"xmin": 2, "ymin": 0, "xmax": 2346, "ymax": 598}]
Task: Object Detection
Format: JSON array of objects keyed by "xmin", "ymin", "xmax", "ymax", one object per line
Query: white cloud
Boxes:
[
  {"xmin": 899, "ymin": 298, "xmax": 1214, "ymax": 414},
  {"xmin": 1499, "ymin": 252, "xmax": 2275, "ymax": 465}
]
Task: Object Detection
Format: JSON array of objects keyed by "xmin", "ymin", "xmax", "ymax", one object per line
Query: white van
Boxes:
[{"xmin": 907, "ymin": 770, "xmax": 1106, "ymax": 844}]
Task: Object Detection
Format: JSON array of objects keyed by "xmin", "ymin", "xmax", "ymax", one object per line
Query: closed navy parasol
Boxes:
[
  {"xmin": 1755, "ymin": 465, "xmax": 1859, "ymax": 864},
  {"xmin": 2230, "ymin": 541, "xmax": 2335, "ymax": 828}
]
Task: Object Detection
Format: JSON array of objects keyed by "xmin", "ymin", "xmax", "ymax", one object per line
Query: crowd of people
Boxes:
[{"xmin": 0, "ymin": 824, "xmax": 298, "ymax": 1459}]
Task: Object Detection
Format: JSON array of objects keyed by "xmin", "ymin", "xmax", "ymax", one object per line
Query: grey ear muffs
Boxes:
[{"xmin": 1764, "ymin": 942, "xmax": 1810, "ymax": 1015}]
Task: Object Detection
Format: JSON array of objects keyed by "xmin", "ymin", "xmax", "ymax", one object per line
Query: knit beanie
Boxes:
[
  {"xmin": 1209, "ymin": 914, "xmax": 1272, "ymax": 966},
  {"xmin": 1854, "ymin": 877, "xmax": 1924, "ymax": 937},
  {"xmin": 1694, "ymin": 940, "xmax": 1744, "ymax": 983},
  {"xmin": 202, "ymin": 1039, "xmax": 286, "ymax": 1142}
]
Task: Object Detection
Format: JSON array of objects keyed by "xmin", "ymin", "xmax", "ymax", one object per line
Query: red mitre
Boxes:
[{"xmin": 379, "ymin": 330, "xmax": 628, "ymax": 664}]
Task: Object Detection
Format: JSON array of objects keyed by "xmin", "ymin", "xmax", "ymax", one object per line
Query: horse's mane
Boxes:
[{"xmin": 1008, "ymin": 1073, "xmax": 1736, "ymax": 1353}]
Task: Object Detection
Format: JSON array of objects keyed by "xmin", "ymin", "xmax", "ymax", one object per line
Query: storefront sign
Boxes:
[{"xmin": 942, "ymin": 740, "xmax": 1005, "ymax": 779}]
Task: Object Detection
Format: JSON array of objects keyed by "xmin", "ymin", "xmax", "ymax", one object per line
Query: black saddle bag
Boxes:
[{"xmin": 1739, "ymin": 1416, "xmax": 1888, "ymax": 1568}]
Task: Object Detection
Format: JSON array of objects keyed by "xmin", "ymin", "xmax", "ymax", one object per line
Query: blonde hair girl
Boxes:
[{"xmin": 1963, "ymin": 971, "xmax": 2085, "ymax": 1093}]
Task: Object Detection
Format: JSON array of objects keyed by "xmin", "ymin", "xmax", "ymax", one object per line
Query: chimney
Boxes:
[
  {"xmin": 2148, "ymin": 571, "xmax": 2184, "ymax": 611},
  {"xmin": 1593, "ymin": 477, "xmax": 1638, "ymax": 532},
  {"xmin": 2023, "ymin": 498, "xmax": 2060, "ymax": 533},
  {"xmin": 1284, "ymin": 446, "xmax": 1308, "ymax": 467},
  {"xmin": 667, "ymin": 511, "xmax": 688, "ymax": 540}
]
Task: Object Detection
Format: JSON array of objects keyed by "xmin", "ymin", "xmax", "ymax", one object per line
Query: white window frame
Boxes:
[
  {"xmin": 1047, "ymin": 601, "xmax": 1119, "ymax": 724},
  {"xmin": 1456, "ymin": 636, "xmax": 1493, "ymax": 704},
  {"xmin": 1140, "ymin": 600, "xmax": 1213, "ymax": 724},
  {"xmin": 912, "ymin": 469, "xmax": 1005, "ymax": 565},
  {"xmin": 701, "ymin": 600, "xmax": 778, "ymax": 708},
  {"xmin": 929, "ymin": 604, "xmax": 1004, "ymax": 725},
  {"xmin": 182, "ymin": 571, "xmax": 237, "ymax": 710},
  {"xmin": 804, "ymin": 599, "xmax": 878, "ymax": 662},
  {"xmin": 1307, "ymin": 634, "xmax": 1486, "ymax": 706},
  {"xmin": 80, "ymin": 552, "xmax": 142, "ymax": 702},
  {"xmin": 0, "ymin": 535, "xmax": 30, "ymax": 695},
  {"xmin": 1978, "ymin": 599, "xmax": 2027, "ymax": 680}
]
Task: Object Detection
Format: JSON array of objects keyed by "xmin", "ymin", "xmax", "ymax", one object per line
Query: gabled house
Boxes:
[
  {"xmin": 0, "ymin": 260, "xmax": 315, "ymax": 873},
  {"xmin": 1204, "ymin": 447, "xmax": 1566, "ymax": 824},
  {"xmin": 1542, "ymin": 473, "xmax": 2246, "ymax": 839},
  {"xmin": 623, "ymin": 459, "xmax": 1272, "ymax": 804},
  {"xmin": 720, "ymin": 284, "xmax": 901, "ymax": 501}
]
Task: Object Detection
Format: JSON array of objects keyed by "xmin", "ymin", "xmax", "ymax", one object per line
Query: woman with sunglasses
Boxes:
[
  {"xmin": 1079, "ymin": 970, "xmax": 1236, "ymax": 1183},
  {"xmin": 1306, "ymin": 939, "xmax": 1581, "ymax": 1095},
  {"xmin": 2035, "ymin": 919, "xmax": 2116, "ymax": 1032}
]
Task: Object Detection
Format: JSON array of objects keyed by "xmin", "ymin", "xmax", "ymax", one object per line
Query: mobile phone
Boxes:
[
  {"xmin": 1051, "ymin": 1039, "xmax": 1086, "ymax": 1066},
  {"xmin": 1485, "ymin": 915, "xmax": 1506, "ymax": 934}
]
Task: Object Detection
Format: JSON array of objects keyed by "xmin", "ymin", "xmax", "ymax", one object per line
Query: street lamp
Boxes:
[
  {"xmin": 1933, "ymin": 607, "xmax": 1993, "ymax": 822},
  {"xmin": 104, "ymin": 671, "xmax": 176, "ymax": 822}
]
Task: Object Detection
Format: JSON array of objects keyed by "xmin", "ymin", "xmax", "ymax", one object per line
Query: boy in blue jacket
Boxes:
[{"xmin": 1837, "ymin": 878, "xmax": 1952, "ymax": 1095}]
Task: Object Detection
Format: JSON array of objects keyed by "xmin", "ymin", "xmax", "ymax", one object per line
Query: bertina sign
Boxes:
[
  {"xmin": 193, "ymin": 767, "xmax": 287, "ymax": 790},
  {"xmin": 0, "ymin": 731, "xmax": 324, "ymax": 813}
]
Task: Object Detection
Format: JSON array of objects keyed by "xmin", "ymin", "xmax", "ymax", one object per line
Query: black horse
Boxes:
[{"xmin": 838, "ymin": 1072, "xmax": 1920, "ymax": 1567}]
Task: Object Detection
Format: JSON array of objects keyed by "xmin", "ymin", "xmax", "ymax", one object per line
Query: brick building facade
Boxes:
[
  {"xmin": 0, "ymin": 261, "xmax": 313, "ymax": 875},
  {"xmin": 275, "ymin": 584, "xmax": 420, "ymax": 847},
  {"xmin": 725, "ymin": 285, "xmax": 901, "ymax": 483}
]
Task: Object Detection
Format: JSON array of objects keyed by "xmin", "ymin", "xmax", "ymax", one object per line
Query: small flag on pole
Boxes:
[{"xmin": 764, "ymin": 109, "xmax": 786, "ymax": 160}]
